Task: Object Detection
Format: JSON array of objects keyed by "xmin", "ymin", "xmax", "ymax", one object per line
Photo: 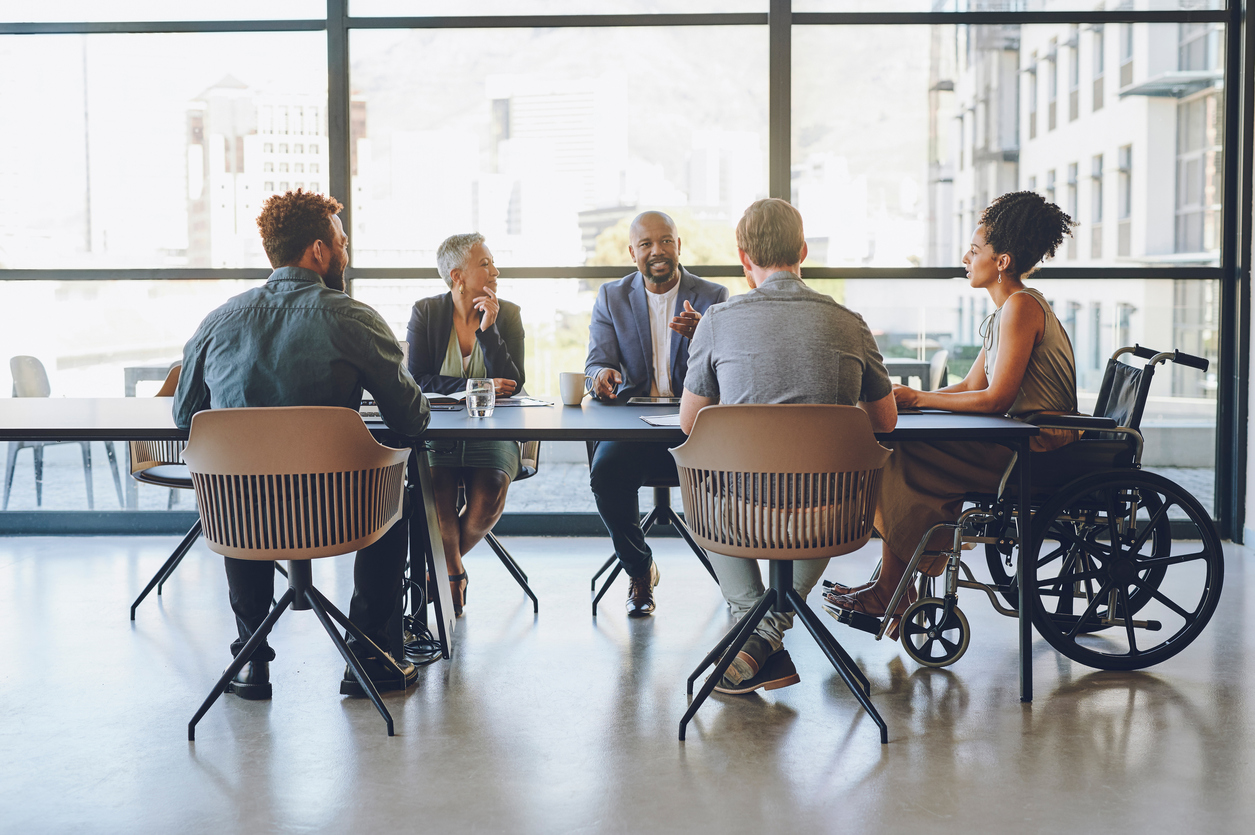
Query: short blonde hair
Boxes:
[{"xmin": 736, "ymin": 198, "xmax": 805, "ymax": 269}]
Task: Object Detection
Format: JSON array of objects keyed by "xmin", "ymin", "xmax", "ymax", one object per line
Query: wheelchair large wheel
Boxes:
[
  {"xmin": 1025, "ymin": 469, "xmax": 1223, "ymax": 671},
  {"xmin": 986, "ymin": 492, "xmax": 1172, "ymax": 630}
]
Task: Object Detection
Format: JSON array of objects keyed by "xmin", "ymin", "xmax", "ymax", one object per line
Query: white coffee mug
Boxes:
[{"xmin": 558, "ymin": 372, "xmax": 593, "ymax": 406}]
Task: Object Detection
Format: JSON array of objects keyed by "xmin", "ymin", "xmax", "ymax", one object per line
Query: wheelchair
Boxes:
[{"xmin": 825, "ymin": 344, "xmax": 1225, "ymax": 673}]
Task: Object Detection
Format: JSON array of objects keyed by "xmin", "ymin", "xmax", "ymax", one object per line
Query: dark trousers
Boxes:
[
  {"xmin": 589, "ymin": 440, "xmax": 680, "ymax": 579},
  {"xmin": 224, "ymin": 515, "xmax": 409, "ymax": 662}
]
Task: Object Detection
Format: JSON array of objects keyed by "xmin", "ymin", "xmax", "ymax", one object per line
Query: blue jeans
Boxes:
[{"xmin": 589, "ymin": 440, "xmax": 680, "ymax": 579}]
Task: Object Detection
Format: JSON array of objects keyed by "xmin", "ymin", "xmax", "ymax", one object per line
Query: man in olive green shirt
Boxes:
[{"xmin": 175, "ymin": 190, "xmax": 429, "ymax": 700}]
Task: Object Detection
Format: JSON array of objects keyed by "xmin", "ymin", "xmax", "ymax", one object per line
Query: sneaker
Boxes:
[
  {"xmin": 715, "ymin": 649, "xmax": 801, "ymax": 695},
  {"xmin": 339, "ymin": 652, "xmax": 418, "ymax": 697},
  {"xmin": 721, "ymin": 633, "xmax": 772, "ymax": 687}
]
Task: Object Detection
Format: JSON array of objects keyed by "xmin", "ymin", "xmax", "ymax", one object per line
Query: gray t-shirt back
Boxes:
[{"xmin": 684, "ymin": 272, "xmax": 892, "ymax": 407}]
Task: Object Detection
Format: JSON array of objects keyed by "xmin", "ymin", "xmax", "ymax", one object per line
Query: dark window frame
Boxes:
[{"xmin": 1, "ymin": 1, "xmax": 1248, "ymax": 539}]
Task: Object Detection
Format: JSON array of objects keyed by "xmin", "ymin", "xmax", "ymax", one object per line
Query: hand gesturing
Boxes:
[{"xmin": 669, "ymin": 299, "xmax": 702, "ymax": 340}]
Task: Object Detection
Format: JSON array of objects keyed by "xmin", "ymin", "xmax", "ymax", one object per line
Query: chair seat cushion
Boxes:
[{"xmin": 132, "ymin": 464, "xmax": 192, "ymax": 489}]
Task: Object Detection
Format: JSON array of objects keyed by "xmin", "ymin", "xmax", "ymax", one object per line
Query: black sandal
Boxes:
[{"xmin": 449, "ymin": 571, "xmax": 468, "ymax": 617}]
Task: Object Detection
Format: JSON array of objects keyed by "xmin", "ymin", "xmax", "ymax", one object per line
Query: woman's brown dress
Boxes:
[{"xmin": 875, "ymin": 288, "xmax": 1078, "ymax": 574}]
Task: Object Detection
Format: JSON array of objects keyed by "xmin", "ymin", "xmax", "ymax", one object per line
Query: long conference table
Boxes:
[{"xmin": 0, "ymin": 397, "xmax": 1040, "ymax": 701}]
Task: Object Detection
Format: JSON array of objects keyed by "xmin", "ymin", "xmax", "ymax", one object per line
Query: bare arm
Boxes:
[
  {"xmin": 858, "ymin": 392, "xmax": 897, "ymax": 433},
  {"xmin": 679, "ymin": 388, "xmax": 715, "ymax": 434},
  {"xmin": 893, "ymin": 294, "xmax": 1042, "ymax": 414}
]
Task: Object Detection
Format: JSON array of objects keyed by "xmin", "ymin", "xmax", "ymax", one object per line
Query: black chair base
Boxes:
[
  {"xmin": 591, "ymin": 488, "xmax": 720, "ymax": 617},
  {"xmin": 484, "ymin": 532, "xmax": 539, "ymax": 613},
  {"xmin": 188, "ymin": 560, "xmax": 404, "ymax": 740},
  {"xmin": 129, "ymin": 521, "xmax": 286, "ymax": 619},
  {"xmin": 678, "ymin": 560, "xmax": 888, "ymax": 745},
  {"xmin": 130, "ymin": 520, "xmax": 201, "ymax": 619}
]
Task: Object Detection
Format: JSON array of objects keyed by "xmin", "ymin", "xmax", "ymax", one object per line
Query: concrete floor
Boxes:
[{"xmin": 0, "ymin": 534, "xmax": 1251, "ymax": 834}]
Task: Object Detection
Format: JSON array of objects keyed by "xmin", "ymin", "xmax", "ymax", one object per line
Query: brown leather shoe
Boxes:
[{"xmin": 625, "ymin": 561, "xmax": 660, "ymax": 617}]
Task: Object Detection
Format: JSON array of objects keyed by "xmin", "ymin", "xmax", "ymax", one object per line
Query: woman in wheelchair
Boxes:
[
  {"xmin": 407, "ymin": 233, "xmax": 525, "ymax": 617},
  {"xmin": 825, "ymin": 190, "xmax": 1078, "ymax": 633}
]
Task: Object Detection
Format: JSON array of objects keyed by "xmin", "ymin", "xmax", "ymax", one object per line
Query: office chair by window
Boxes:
[{"xmin": 3, "ymin": 356, "xmax": 124, "ymax": 510}]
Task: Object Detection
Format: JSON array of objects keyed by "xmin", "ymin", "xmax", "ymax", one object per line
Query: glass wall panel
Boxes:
[
  {"xmin": 0, "ymin": 1, "xmax": 325, "ymax": 22},
  {"xmin": 0, "ymin": 279, "xmax": 263, "ymax": 512},
  {"xmin": 348, "ymin": 26, "xmax": 768, "ymax": 268},
  {"xmin": 0, "ymin": 32, "xmax": 326, "ymax": 269},
  {"xmin": 793, "ymin": 23, "xmax": 1224, "ymax": 271},
  {"xmin": 352, "ymin": 1, "xmax": 764, "ymax": 15}
]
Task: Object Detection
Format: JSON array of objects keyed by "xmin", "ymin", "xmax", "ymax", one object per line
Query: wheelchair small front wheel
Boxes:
[
  {"xmin": 900, "ymin": 598, "xmax": 970, "ymax": 668},
  {"xmin": 1026, "ymin": 470, "xmax": 1223, "ymax": 671}
]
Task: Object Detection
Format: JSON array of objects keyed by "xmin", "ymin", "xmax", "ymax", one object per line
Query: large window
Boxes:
[
  {"xmin": 0, "ymin": 2, "xmax": 1243, "ymax": 534},
  {"xmin": 348, "ymin": 26, "xmax": 768, "ymax": 269},
  {"xmin": 0, "ymin": 33, "xmax": 327, "ymax": 269}
]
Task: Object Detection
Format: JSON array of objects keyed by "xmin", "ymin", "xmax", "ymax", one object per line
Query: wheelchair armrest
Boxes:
[{"xmin": 1025, "ymin": 414, "xmax": 1117, "ymax": 430}]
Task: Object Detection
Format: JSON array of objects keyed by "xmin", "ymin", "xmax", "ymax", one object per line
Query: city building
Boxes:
[
  {"xmin": 919, "ymin": 17, "xmax": 1222, "ymax": 403},
  {"xmin": 186, "ymin": 77, "xmax": 330, "ymax": 268}
]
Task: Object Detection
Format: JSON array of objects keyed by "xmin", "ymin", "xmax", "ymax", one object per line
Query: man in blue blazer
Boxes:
[{"xmin": 585, "ymin": 211, "xmax": 729, "ymax": 616}]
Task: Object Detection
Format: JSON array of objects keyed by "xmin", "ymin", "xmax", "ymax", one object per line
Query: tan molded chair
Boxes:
[
  {"xmin": 129, "ymin": 364, "xmax": 198, "ymax": 618},
  {"xmin": 184, "ymin": 406, "xmax": 410, "ymax": 740},
  {"xmin": 3, "ymin": 355, "xmax": 124, "ymax": 510},
  {"xmin": 129, "ymin": 364, "xmax": 288, "ymax": 619},
  {"xmin": 670, "ymin": 404, "xmax": 892, "ymax": 744}
]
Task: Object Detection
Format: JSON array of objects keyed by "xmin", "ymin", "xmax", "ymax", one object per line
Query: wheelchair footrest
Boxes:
[{"xmin": 823, "ymin": 603, "xmax": 882, "ymax": 636}]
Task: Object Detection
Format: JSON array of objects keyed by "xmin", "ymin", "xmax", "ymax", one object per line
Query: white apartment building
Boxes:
[
  {"xmin": 186, "ymin": 77, "xmax": 330, "ymax": 268},
  {"xmin": 914, "ymin": 19, "xmax": 1221, "ymax": 402}
]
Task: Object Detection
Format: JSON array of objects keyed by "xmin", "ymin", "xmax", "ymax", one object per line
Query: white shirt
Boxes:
[{"xmin": 646, "ymin": 282, "xmax": 680, "ymax": 397}]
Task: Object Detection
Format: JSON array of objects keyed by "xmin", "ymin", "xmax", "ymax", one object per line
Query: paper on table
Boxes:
[
  {"xmin": 640, "ymin": 413, "xmax": 682, "ymax": 427},
  {"xmin": 428, "ymin": 391, "xmax": 469, "ymax": 406},
  {"xmin": 493, "ymin": 397, "xmax": 551, "ymax": 407}
]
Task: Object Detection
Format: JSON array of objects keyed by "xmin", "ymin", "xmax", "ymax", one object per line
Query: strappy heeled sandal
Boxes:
[
  {"xmin": 449, "ymin": 571, "xmax": 468, "ymax": 618},
  {"xmin": 821, "ymin": 579, "xmax": 876, "ymax": 597},
  {"xmin": 824, "ymin": 584, "xmax": 917, "ymax": 641}
]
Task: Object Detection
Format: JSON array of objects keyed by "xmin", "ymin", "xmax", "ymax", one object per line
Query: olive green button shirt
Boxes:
[{"xmin": 173, "ymin": 266, "xmax": 430, "ymax": 437}]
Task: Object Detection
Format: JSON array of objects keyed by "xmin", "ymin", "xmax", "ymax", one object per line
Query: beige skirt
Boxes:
[{"xmin": 874, "ymin": 440, "xmax": 1015, "ymax": 576}]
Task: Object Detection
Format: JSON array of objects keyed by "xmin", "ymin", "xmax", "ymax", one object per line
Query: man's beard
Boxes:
[
  {"xmin": 324, "ymin": 254, "xmax": 346, "ymax": 292},
  {"xmin": 643, "ymin": 258, "xmax": 678, "ymax": 285}
]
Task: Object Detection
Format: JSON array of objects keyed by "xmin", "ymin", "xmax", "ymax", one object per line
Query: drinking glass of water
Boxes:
[{"xmin": 466, "ymin": 378, "xmax": 495, "ymax": 418}]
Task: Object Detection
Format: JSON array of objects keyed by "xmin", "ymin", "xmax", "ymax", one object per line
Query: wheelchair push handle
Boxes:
[{"xmin": 1128, "ymin": 344, "xmax": 1209, "ymax": 372}]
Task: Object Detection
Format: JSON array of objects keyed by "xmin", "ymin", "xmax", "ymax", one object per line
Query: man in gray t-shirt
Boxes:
[{"xmin": 679, "ymin": 198, "xmax": 896, "ymax": 696}]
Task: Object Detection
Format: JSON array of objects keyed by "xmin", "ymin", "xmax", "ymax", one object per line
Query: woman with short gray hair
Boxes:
[{"xmin": 406, "ymin": 233, "xmax": 525, "ymax": 616}]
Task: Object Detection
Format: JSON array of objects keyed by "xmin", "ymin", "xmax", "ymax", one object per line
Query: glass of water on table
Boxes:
[{"xmin": 466, "ymin": 378, "xmax": 495, "ymax": 418}]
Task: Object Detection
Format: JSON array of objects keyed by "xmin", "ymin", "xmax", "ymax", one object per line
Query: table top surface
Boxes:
[{"xmin": 0, "ymin": 397, "xmax": 1037, "ymax": 444}]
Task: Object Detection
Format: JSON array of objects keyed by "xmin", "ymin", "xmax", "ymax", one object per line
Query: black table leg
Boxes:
[{"xmin": 1017, "ymin": 438, "xmax": 1033, "ymax": 703}]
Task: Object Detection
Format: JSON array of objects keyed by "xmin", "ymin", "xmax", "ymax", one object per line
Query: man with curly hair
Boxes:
[{"xmin": 175, "ymin": 190, "xmax": 430, "ymax": 701}]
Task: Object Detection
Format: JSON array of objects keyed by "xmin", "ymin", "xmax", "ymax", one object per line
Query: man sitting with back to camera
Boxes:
[
  {"xmin": 678, "ymin": 198, "xmax": 897, "ymax": 694},
  {"xmin": 174, "ymin": 190, "xmax": 430, "ymax": 702},
  {"xmin": 585, "ymin": 210, "xmax": 729, "ymax": 616}
]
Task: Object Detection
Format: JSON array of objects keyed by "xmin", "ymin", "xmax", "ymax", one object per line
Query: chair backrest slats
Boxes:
[
  {"xmin": 183, "ymin": 407, "xmax": 409, "ymax": 561},
  {"xmin": 671, "ymin": 405, "xmax": 891, "ymax": 561}
]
